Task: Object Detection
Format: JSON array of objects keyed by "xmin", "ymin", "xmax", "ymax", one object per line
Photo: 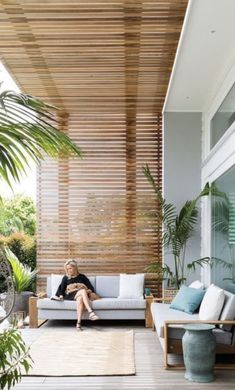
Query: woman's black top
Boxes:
[{"xmin": 56, "ymin": 273, "xmax": 95, "ymax": 300}]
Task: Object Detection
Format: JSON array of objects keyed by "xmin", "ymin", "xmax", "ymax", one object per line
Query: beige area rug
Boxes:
[{"xmin": 28, "ymin": 330, "xmax": 135, "ymax": 376}]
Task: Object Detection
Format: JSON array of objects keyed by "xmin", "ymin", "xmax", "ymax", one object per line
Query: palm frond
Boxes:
[
  {"xmin": 186, "ymin": 257, "xmax": 211, "ymax": 273},
  {"xmin": 142, "ymin": 164, "xmax": 176, "ymax": 227},
  {"xmin": 211, "ymin": 257, "xmax": 233, "ymax": 269},
  {"xmin": 0, "ymin": 90, "xmax": 82, "ymax": 186},
  {"xmin": 210, "ymin": 183, "xmax": 229, "ymax": 201},
  {"xmin": 211, "ymin": 199, "xmax": 229, "ymax": 233}
]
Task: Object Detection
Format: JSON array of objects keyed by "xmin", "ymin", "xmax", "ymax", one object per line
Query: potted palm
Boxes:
[
  {"xmin": 143, "ymin": 164, "xmax": 211, "ymax": 291},
  {"xmin": 0, "ymin": 249, "xmax": 32, "ymax": 390}
]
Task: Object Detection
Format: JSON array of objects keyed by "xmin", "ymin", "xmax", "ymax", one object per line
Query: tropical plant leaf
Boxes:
[
  {"xmin": 0, "ymin": 327, "xmax": 32, "ymax": 390},
  {"xmin": 4, "ymin": 247, "xmax": 38, "ymax": 292},
  {"xmin": 211, "ymin": 257, "xmax": 233, "ymax": 269},
  {"xmin": 186, "ymin": 257, "xmax": 211, "ymax": 273},
  {"xmin": 0, "ymin": 90, "xmax": 82, "ymax": 187},
  {"xmin": 143, "ymin": 163, "xmax": 211, "ymax": 288}
]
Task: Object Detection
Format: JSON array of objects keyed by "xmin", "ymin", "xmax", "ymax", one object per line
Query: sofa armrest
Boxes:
[
  {"xmin": 163, "ymin": 319, "xmax": 235, "ymax": 369},
  {"xmin": 153, "ymin": 297, "xmax": 172, "ymax": 303},
  {"xmin": 29, "ymin": 292, "xmax": 47, "ymax": 328},
  {"xmin": 164, "ymin": 319, "xmax": 235, "ymax": 326},
  {"xmin": 145, "ymin": 294, "xmax": 154, "ymax": 328},
  {"xmin": 164, "ymin": 319, "xmax": 235, "ymax": 337}
]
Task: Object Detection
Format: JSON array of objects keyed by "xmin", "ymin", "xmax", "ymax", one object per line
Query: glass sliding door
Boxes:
[{"xmin": 211, "ymin": 165, "xmax": 235, "ymax": 293}]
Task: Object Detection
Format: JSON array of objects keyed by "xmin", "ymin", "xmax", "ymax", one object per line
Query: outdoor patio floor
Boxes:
[{"xmin": 13, "ymin": 320, "xmax": 235, "ymax": 390}]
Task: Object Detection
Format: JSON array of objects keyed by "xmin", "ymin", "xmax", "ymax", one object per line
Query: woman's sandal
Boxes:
[
  {"xmin": 88, "ymin": 310, "xmax": 99, "ymax": 321},
  {"xmin": 76, "ymin": 321, "xmax": 83, "ymax": 331}
]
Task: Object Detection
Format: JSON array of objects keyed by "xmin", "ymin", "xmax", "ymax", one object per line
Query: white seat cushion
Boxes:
[
  {"xmin": 199, "ymin": 284, "xmax": 225, "ymax": 320},
  {"xmin": 38, "ymin": 297, "xmax": 146, "ymax": 310}
]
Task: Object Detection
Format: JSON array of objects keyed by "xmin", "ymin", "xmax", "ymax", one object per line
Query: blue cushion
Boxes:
[{"xmin": 170, "ymin": 285, "xmax": 205, "ymax": 314}]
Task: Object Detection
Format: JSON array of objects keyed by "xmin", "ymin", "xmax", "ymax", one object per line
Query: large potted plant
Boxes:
[
  {"xmin": 143, "ymin": 164, "xmax": 211, "ymax": 290},
  {"xmin": 0, "ymin": 250, "xmax": 32, "ymax": 390}
]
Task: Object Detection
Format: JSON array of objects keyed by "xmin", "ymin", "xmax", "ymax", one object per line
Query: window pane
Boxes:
[
  {"xmin": 211, "ymin": 165, "xmax": 235, "ymax": 293},
  {"xmin": 210, "ymin": 82, "xmax": 235, "ymax": 148}
]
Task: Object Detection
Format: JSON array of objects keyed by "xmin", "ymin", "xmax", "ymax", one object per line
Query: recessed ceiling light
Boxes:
[
  {"xmin": 186, "ymin": 96, "xmax": 190, "ymax": 100},
  {"xmin": 210, "ymin": 30, "xmax": 216, "ymax": 34}
]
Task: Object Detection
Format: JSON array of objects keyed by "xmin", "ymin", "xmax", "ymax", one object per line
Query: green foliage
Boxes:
[
  {"xmin": 0, "ymin": 89, "xmax": 82, "ymax": 188},
  {"xmin": 0, "ymin": 194, "xmax": 36, "ymax": 236},
  {"xmin": 5, "ymin": 248, "xmax": 38, "ymax": 293},
  {"xmin": 0, "ymin": 327, "xmax": 33, "ymax": 390},
  {"xmin": 143, "ymin": 164, "xmax": 211, "ymax": 289},
  {"xmin": 0, "ymin": 233, "xmax": 36, "ymax": 271}
]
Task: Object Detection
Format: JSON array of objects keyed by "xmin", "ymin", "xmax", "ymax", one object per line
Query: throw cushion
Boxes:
[
  {"xmin": 189, "ymin": 280, "xmax": 204, "ymax": 289},
  {"xmin": 219, "ymin": 290, "xmax": 235, "ymax": 331},
  {"xmin": 51, "ymin": 274, "xmax": 63, "ymax": 297},
  {"xmin": 170, "ymin": 285, "xmax": 205, "ymax": 314},
  {"xmin": 118, "ymin": 274, "xmax": 144, "ymax": 299},
  {"xmin": 199, "ymin": 284, "xmax": 225, "ymax": 320}
]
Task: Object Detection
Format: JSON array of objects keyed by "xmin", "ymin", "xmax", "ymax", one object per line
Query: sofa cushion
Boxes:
[
  {"xmin": 50, "ymin": 274, "xmax": 63, "ymax": 297},
  {"xmin": 92, "ymin": 298, "xmax": 146, "ymax": 310},
  {"xmin": 189, "ymin": 280, "xmax": 204, "ymax": 289},
  {"xmin": 38, "ymin": 298, "xmax": 76, "ymax": 310},
  {"xmin": 219, "ymin": 290, "xmax": 235, "ymax": 331},
  {"xmin": 87, "ymin": 276, "xmax": 96, "ymax": 291},
  {"xmin": 118, "ymin": 273, "xmax": 144, "ymax": 299},
  {"xmin": 199, "ymin": 284, "xmax": 225, "ymax": 320},
  {"xmin": 151, "ymin": 302, "xmax": 199, "ymax": 338},
  {"xmin": 170, "ymin": 285, "xmax": 205, "ymax": 314},
  {"xmin": 38, "ymin": 297, "xmax": 146, "ymax": 311},
  {"xmin": 95, "ymin": 276, "xmax": 119, "ymax": 298}
]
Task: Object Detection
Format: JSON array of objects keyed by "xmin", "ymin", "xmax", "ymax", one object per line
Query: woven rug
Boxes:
[{"xmin": 28, "ymin": 330, "xmax": 135, "ymax": 376}]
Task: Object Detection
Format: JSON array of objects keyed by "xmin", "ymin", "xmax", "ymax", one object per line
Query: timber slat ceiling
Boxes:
[{"xmin": 0, "ymin": 0, "xmax": 188, "ymax": 293}]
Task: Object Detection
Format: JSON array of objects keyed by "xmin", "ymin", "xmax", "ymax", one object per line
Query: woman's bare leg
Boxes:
[
  {"xmin": 76, "ymin": 289, "xmax": 92, "ymax": 312},
  {"xmin": 76, "ymin": 289, "xmax": 99, "ymax": 320},
  {"xmin": 76, "ymin": 295, "xmax": 84, "ymax": 325}
]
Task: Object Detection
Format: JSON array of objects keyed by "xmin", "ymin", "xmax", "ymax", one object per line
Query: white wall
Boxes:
[{"xmin": 163, "ymin": 112, "xmax": 202, "ymax": 284}]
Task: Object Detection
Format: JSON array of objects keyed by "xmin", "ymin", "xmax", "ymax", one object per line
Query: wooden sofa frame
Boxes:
[
  {"xmin": 152, "ymin": 297, "xmax": 235, "ymax": 370},
  {"xmin": 164, "ymin": 319, "xmax": 235, "ymax": 370},
  {"xmin": 29, "ymin": 293, "xmax": 154, "ymax": 328}
]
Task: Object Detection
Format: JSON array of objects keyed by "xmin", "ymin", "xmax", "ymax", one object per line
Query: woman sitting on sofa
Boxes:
[{"xmin": 55, "ymin": 259, "xmax": 99, "ymax": 330}]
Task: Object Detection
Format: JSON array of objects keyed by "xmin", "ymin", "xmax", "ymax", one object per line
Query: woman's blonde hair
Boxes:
[{"xmin": 64, "ymin": 259, "xmax": 79, "ymax": 277}]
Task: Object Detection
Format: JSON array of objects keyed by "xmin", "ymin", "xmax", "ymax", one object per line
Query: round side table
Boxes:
[{"xmin": 182, "ymin": 324, "xmax": 216, "ymax": 383}]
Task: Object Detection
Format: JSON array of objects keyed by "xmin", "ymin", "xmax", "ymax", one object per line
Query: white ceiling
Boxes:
[{"xmin": 163, "ymin": 0, "xmax": 235, "ymax": 112}]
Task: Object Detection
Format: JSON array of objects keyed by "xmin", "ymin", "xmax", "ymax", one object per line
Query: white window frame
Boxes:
[{"xmin": 201, "ymin": 61, "xmax": 235, "ymax": 286}]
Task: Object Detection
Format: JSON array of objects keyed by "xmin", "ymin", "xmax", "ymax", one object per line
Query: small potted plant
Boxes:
[{"xmin": 4, "ymin": 248, "xmax": 38, "ymax": 316}]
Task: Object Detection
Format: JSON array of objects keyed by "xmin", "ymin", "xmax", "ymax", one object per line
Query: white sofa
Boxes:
[
  {"xmin": 151, "ymin": 287, "xmax": 235, "ymax": 368},
  {"xmin": 29, "ymin": 275, "xmax": 151, "ymax": 327}
]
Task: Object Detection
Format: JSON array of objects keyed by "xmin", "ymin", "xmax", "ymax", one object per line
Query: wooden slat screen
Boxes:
[
  {"xmin": 0, "ymin": 0, "xmax": 188, "ymax": 295},
  {"xmin": 37, "ymin": 113, "xmax": 162, "ymax": 294}
]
